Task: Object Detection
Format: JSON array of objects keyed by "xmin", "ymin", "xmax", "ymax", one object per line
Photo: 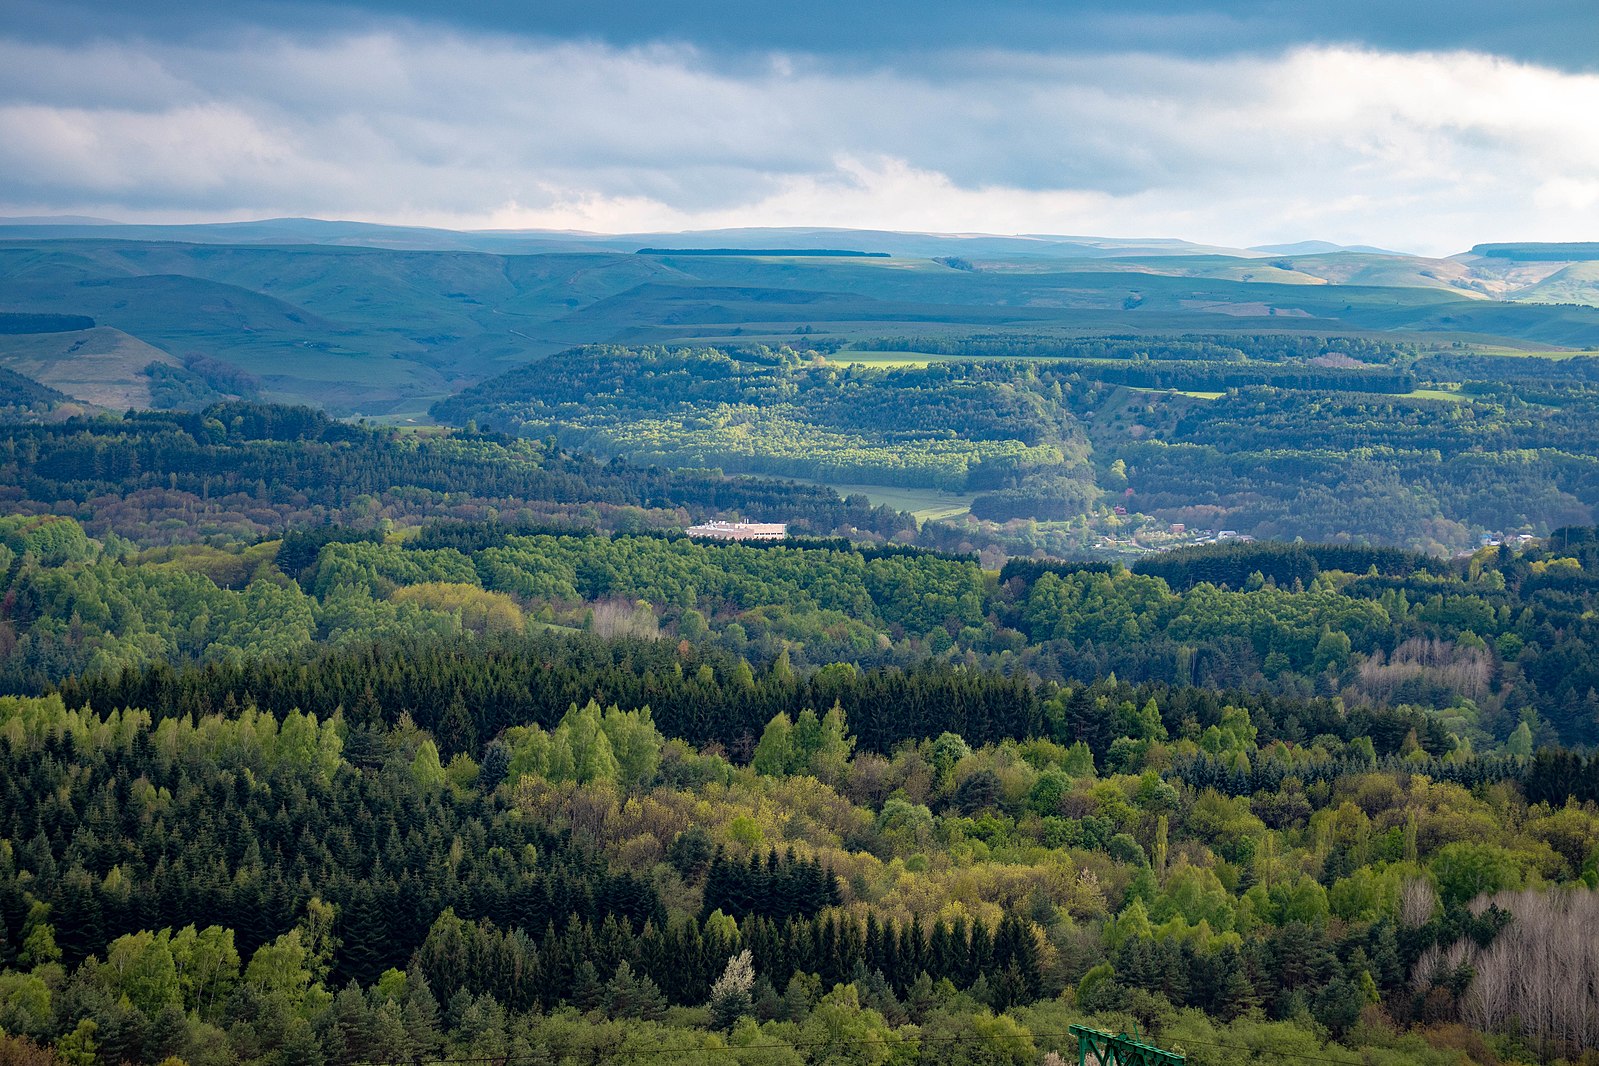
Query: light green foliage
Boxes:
[
  {"xmin": 1313, "ymin": 629, "xmax": 1353, "ymax": 671},
  {"xmin": 0, "ymin": 971, "xmax": 52, "ymax": 1038},
  {"xmin": 1185, "ymin": 789, "xmax": 1268, "ymax": 865},
  {"xmin": 1135, "ymin": 771, "xmax": 1179, "ymax": 813},
  {"xmin": 1153, "ymin": 863, "xmax": 1238, "ymax": 932},
  {"xmin": 446, "ymin": 751, "xmax": 480, "ymax": 791},
  {"xmin": 17, "ymin": 906, "xmax": 59, "ymax": 969},
  {"xmin": 55, "ymin": 1019, "xmax": 99, "ymax": 1066},
  {"xmin": 1328, "ymin": 866, "xmax": 1404, "ymax": 922},
  {"xmin": 809, "ymin": 704, "xmax": 856, "ymax": 784},
  {"xmin": 1061, "ymin": 741, "xmax": 1095, "ymax": 776},
  {"xmin": 244, "ymin": 928, "xmax": 316, "ymax": 1003},
  {"xmin": 168, "ymin": 924, "xmax": 241, "ymax": 1015},
  {"xmin": 923, "ymin": 1009, "xmax": 1037, "ymax": 1065},
  {"xmin": 558, "ymin": 700, "xmax": 619, "ymax": 784},
  {"xmin": 12, "ymin": 477, "xmax": 1599, "ymax": 1066},
  {"xmin": 104, "ymin": 930, "xmax": 183, "ymax": 1017},
  {"xmin": 1022, "ymin": 569, "xmax": 1391, "ymax": 675},
  {"xmin": 795, "ymin": 984, "xmax": 910, "ymax": 1066},
  {"xmin": 374, "ymin": 968, "xmax": 408, "ymax": 1003},
  {"xmin": 1115, "ymin": 698, "xmax": 1168, "ymax": 743},
  {"xmin": 753, "ymin": 713, "xmax": 796, "ymax": 776},
  {"xmin": 273, "ymin": 708, "xmax": 344, "ymax": 780},
  {"xmin": 877, "ymin": 797, "xmax": 936, "ymax": 850},
  {"xmin": 1430, "ymin": 841, "xmax": 1524, "ymax": 905},
  {"xmin": 307, "ymin": 541, "xmax": 478, "ymax": 598},
  {"xmin": 0, "ymin": 515, "xmax": 96, "ymax": 566},
  {"xmin": 1200, "ymin": 706, "xmax": 1257, "ymax": 757},
  {"xmin": 499, "ymin": 700, "xmax": 663, "ymax": 789},
  {"xmin": 751, "ymin": 709, "xmax": 857, "ymax": 783},
  {"xmin": 601, "ymin": 704, "xmax": 664, "ymax": 790},
  {"xmin": 1246, "ymin": 874, "xmax": 1331, "ymax": 927},
  {"xmin": 449, "ymin": 345, "xmax": 1079, "ymax": 491},
  {"xmin": 317, "ymin": 583, "xmax": 465, "ymax": 645},
  {"xmin": 0, "ymin": 695, "xmax": 352, "ymax": 786},
  {"xmin": 2, "ymin": 646, "xmax": 1597, "ymax": 1066},
  {"xmin": 391, "ymin": 582, "xmax": 525, "ymax": 635},
  {"xmin": 411, "ymin": 738, "xmax": 448, "ymax": 790},
  {"xmin": 1023, "ymin": 571, "xmax": 1176, "ymax": 645}
]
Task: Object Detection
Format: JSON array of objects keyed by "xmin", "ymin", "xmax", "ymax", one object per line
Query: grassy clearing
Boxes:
[
  {"xmin": 1445, "ymin": 343, "xmax": 1596, "ymax": 359},
  {"xmin": 784, "ymin": 477, "xmax": 975, "ymax": 523},
  {"xmin": 1123, "ymin": 385, "xmax": 1224, "ymax": 400},
  {"xmin": 1402, "ymin": 387, "xmax": 1470, "ymax": 402},
  {"xmin": 831, "ymin": 350, "xmax": 1128, "ymax": 368},
  {"xmin": 529, "ymin": 619, "xmax": 583, "ymax": 634},
  {"xmin": 0, "ymin": 327, "xmax": 178, "ymax": 409},
  {"xmin": 828, "ymin": 351, "xmax": 945, "ymax": 368}
]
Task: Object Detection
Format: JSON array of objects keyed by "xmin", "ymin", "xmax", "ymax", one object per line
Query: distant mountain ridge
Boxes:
[
  {"xmin": 5, "ymin": 217, "xmax": 1591, "ymax": 269},
  {"xmin": 4, "ymin": 222, "xmax": 1599, "ymax": 417},
  {"xmin": 1249, "ymin": 240, "xmax": 1405, "ymax": 256},
  {"xmin": 0, "ymin": 217, "xmax": 1420, "ymax": 260},
  {"xmin": 1473, "ymin": 242, "xmax": 1599, "ymax": 262},
  {"xmin": 0, "ymin": 215, "xmax": 124, "ymax": 226}
]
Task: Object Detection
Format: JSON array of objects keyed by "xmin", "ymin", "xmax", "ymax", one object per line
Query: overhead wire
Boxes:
[{"xmin": 344, "ymin": 1016, "xmax": 1373, "ymax": 1065}]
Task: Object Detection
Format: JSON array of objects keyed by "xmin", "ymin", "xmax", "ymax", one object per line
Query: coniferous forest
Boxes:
[
  {"xmin": 5, "ymin": 369, "xmax": 1599, "ymax": 1066},
  {"xmin": 6, "ymin": 0, "xmax": 1599, "ymax": 1055}
]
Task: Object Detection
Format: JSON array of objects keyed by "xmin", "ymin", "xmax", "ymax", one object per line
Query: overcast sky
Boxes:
[{"xmin": 1, "ymin": 0, "xmax": 1595, "ymax": 255}]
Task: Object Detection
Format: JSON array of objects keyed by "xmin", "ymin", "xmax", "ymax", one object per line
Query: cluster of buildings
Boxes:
[
  {"xmin": 686, "ymin": 520, "xmax": 789, "ymax": 542},
  {"xmin": 1091, "ymin": 523, "xmax": 1256, "ymax": 556}
]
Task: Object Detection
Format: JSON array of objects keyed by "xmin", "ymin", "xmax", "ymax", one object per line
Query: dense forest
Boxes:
[
  {"xmin": 430, "ymin": 340, "xmax": 1599, "ymax": 552},
  {"xmin": 856, "ymin": 335, "xmax": 1422, "ymax": 365},
  {"xmin": 0, "ymin": 403, "xmax": 911, "ymax": 544},
  {"xmin": 10, "ymin": 496, "xmax": 1599, "ymax": 745},
  {"xmin": 5, "ymin": 607, "xmax": 1599, "ymax": 1065},
  {"xmin": 6, "ymin": 374, "xmax": 1599, "ymax": 1065},
  {"xmin": 433, "ymin": 345, "xmax": 1090, "ymax": 492},
  {"xmin": 0, "ymin": 503, "xmax": 1577, "ymax": 732},
  {"xmin": 0, "ymin": 370, "xmax": 72, "ymax": 423}
]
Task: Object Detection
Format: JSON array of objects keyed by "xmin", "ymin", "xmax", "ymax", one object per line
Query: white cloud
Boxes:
[{"xmin": 0, "ymin": 29, "xmax": 1595, "ymax": 255}]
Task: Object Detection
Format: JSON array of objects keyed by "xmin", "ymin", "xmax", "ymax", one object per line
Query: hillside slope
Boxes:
[{"xmin": 3, "ymin": 230, "xmax": 1598, "ymax": 414}]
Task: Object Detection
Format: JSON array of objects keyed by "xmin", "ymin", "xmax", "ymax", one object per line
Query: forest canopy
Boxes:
[{"xmin": 4, "ymin": 349, "xmax": 1599, "ymax": 1066}]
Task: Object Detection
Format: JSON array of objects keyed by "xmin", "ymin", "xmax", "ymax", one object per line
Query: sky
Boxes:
[{"xmin": 0, "ymin": 0, "xmax": 1596, "ymax": 255}]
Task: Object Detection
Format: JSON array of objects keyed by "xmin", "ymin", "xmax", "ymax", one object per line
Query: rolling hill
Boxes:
[{"xmin": 2, "ymin": 222, "xmax": 1598, "ymax": 414}]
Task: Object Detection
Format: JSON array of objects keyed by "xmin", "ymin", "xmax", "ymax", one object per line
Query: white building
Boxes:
[{"xmin": 686, "ymin": 520, "xmax": 788, "ymax": 542}]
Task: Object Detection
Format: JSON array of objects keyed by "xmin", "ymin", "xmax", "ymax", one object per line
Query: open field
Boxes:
[
  {"xmin": 829, "ymin": 350, "xmax": 956, "ymax": 368},
  {"xmin": 0, "ymin": 326, "xmax": 178, "ymax": 409},
  {"xmin": 832, "ymin": 349, "xmax": 1133, "ymax": 368},
  {"xmin": 1123, "ymin": 384, "xmax": 1224, "ymax": 400},
  {"xmin": 785, "ymin": 477, "xmax": 976, "ymax": 522},
  {"xmin": 1456, "ymin": 343, "xmax": 1598, "ymax": 358}
]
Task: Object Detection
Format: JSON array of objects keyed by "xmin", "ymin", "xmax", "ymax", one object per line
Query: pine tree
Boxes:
[
  {"xmin": 402, "ymin": 962, "xmax": 443, "ymax": 1058},
  {"xmin": 570, "ymin": 959, "xmax": 604, "ymax": 1012},
  {"xmin": 437, "ymin": 693, "xmax": 477, "ymax": 757},
  {"xmin": 780, "ymin": 972, "xmax": 814, "ymax": 1023}
]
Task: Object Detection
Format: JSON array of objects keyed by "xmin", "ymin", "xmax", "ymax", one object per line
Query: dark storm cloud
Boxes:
[
  {"xmin": 0, "ymin": 0, "xmax": 1595, "ymax": 252},
  {"xmin": 5, "ymin": 0, "xmax": 1597, "ymax": 71}
]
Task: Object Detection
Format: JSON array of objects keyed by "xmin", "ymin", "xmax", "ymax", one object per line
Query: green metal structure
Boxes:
[{"xmin": 1070, "ymin": 1025, "xmax": 1187, "ymax": 1066}]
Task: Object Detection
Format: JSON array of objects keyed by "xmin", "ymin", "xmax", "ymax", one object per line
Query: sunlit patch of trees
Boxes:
[{"xmin": 2, "ymin": 672, "xmax": 1598, "ymax": 1065}]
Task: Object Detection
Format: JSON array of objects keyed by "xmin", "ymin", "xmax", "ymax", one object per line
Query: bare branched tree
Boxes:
[
  {"xmin": 1448, "ymin": 887, "xmax": 1599, "ymax": 1054},
  {"xmin": 1399, "ymin": 877, "xmax": 1437, "ymax": 929}
]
